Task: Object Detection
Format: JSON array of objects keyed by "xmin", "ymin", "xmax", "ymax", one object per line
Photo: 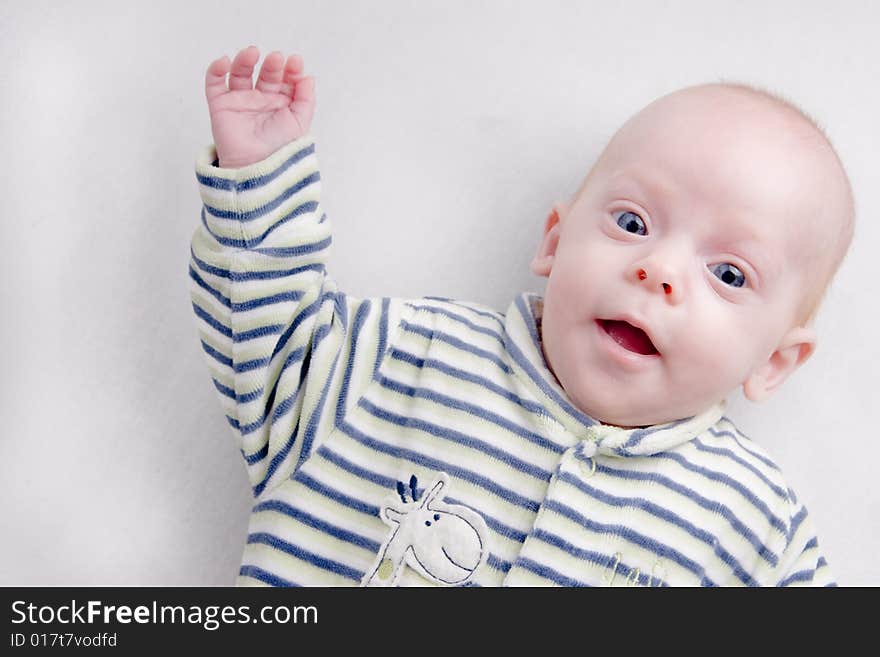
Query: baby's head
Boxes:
[{"xmin": 531, "ymin": 82, "xmax": 854, "ymax": 428}]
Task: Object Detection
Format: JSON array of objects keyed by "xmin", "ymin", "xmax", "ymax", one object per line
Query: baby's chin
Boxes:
[{"xmin": 565, "ymin": 383, "xmax": 720, "ymax": 428}]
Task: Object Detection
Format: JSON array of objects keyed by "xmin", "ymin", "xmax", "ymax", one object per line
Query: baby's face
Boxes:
[{"xmin": 532, "ymin": 86, "xmax": 844, "ymax": 427}]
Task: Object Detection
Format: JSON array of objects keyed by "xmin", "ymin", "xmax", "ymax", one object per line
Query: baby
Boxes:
[{"xmin": 189, "ymin": 45, "xmax": 852, "ymax": 586}]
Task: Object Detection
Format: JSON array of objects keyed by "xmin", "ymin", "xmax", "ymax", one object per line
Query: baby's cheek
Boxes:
[{"xmin": 676, "ymin": 321, "xmax": 753, "ymax": 385}]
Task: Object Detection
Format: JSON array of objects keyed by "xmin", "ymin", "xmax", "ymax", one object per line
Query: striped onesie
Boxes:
[{"xmin": 188, "ymin": 135, "xmax": 835, "ymax": 587}]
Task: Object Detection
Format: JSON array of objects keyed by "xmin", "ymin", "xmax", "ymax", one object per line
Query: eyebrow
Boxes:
[{"xmin": 605, "ymin": 171, "xmax": 672, "ymax": 206}]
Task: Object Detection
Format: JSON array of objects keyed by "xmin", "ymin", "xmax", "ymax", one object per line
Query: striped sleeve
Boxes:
[
  {"xmin": 773, "ymin": 491, "xmax": 836, "ymax": 587},
  {"xmin": 188, "ymin": 136, "xmax": 401, "ymax": 499}
]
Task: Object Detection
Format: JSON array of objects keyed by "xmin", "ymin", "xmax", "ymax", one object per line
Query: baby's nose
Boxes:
[
  {"xmin": 635, "ymin": 266, "xmax": 680, "ymax": 302},
  {"xmin": 637, "ymin": 268, "xmax": 672, "ymax": 294}
]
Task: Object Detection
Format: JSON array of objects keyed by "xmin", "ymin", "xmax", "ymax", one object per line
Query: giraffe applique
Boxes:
[{"xmin": 362, "ymin": 473, "xmax": 489, "ymax": 587}]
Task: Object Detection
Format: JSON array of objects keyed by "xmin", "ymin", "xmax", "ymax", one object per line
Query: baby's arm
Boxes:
[{"xmin": 189, "ymin": 47, "xmax": 394, "ymax": 498}]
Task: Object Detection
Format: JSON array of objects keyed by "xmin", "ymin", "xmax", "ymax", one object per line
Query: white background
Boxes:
[{"xmin": 1, "ymin": 0, "xmax": 877, "ymax": 585}]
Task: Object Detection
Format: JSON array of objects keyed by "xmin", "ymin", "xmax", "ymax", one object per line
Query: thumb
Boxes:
[{"xmin": 289, "ymin": 76, "xmax": 316, "ymax": 127}]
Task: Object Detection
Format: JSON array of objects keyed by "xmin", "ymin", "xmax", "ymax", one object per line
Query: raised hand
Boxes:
[{"xmin": 204, "ymin": 46, "xmax": 316, "ymax": 168}]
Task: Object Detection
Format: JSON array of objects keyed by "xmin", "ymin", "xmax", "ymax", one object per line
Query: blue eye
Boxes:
[
  {"xmin": 710, "ymin": 263, "xmax": 747, "ymax": 288},
  {"xmin": 615, "ymin": 211, "xmax": 647, "ymax": 235}
]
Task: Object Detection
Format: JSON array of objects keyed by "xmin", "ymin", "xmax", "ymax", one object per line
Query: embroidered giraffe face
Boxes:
[{"xmin": 363, "ymin": 474, "xmax": 489, "ymax": 587}]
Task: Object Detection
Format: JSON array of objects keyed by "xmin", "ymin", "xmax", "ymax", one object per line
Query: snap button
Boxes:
[
  {"xmin": 579, "ymin": 440, "xmax": 597, "ymax": 477},
  {"xmin": 579, "ymin": 453, "xmax": 597, "ymax": 477}
]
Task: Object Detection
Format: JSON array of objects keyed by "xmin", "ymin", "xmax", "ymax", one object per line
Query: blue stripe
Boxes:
[
  {"xmin": 237, "ymin": 416, "xmax": 267, "ymax": 437},
  {"xmin": 246, "ymin": 532, "xmax": 362, "ymax": 581},
  {"xmin": 388, "ymin": 348, "xmax": 550, "ymax": 418},
  {"xmin": 247, "ymin": 195, "xmax": 319, "ymax": 244},
  {"xmin": 190, "ymin": 250, "xmax": 231, "ymax": 282},
  {"xmin": 201, "ymin": 199, "xmax": 326, "ymax": 249},
  {"xmin": 294, "ymin": 471, "xmax": 382, "ymax": 517},
  {"xmin": 203, "ymin": 173, "xmax": 319, "ymax": 224},
  {"xmin": 620, "ymin": 417, "xmax": 689, "ymax": 451},
  {"xmin": 253, "ymin": 418, "xmax": 300, "ymax": 498},
  {"xmin": 191, "ymin": 247, "xmax": 324, "ymax": 285},
  {"xmin": 253, "ymin": 499, "xmax": 381, "ymax": 552},
  {"xmin": 326, "ymin": 425, "xmax": 542, "ymax": 512},
  {"xmin": 505, "ymin": 296, "xmax": 597, "ymax": 428},
  {"xmin": 253, "ymin": 347, "xmax": 303, "ymax": 422},
  {"xmin": 200, "ymin": 339, "xmax": 231, "ymax": 368},
  {"xmin": 295, "ymin": 344, "xmax": 343, "ymax": 473},
  {"xmin": 597, "ymin": 462, "xmax": 778, "ymax": 566},
  {"xmin": 250, "ymin": 237, "xmax": 331, "ymax": 258},
  {"xmin": 235, "ymin": 355, "xmax": 269, "ymax": 373},
  {"xmin": 269, "ymin": 289, "xmax": 325, "ymax": 362},
  {"xmin": 197, "ymin": 142, "xmax": 316, "ymax": 191},
  {"xmin": 192, "ymin": 302, "xmax": 232, "ymax": 339},
  {"xmin": 374, "ymin": 374, "xmax": 564, "ymax": 454},
  {"xmin": 212, "ymin": 377, "xmax": 235, "ymax": 401},
  {"xmin": 232, "ymin": 290, "xmax": 304, "ymax": 313},
  {"xmin": 486, "ymin": 553, "xmax": 512, "ymax": 574},
  {"xmin": 789, "ymin": 504, "xmax": 808, "ymax": 540},
  {"xmin": 233, "ymin": 262, "xmax": 325, "ymax": 282},
  {"xmin": 375, "ymin": 298, "xmax": 390, "ymax": 378},
  {"xmin": 558, "ymin": 467, "xmax": 756, "ymax": 586},
  {"xmin": 235, "ymin": 323, "xmax": 284, "ymax": 343},
  {"xmin": 355, "ymin": 398, "xmax": 553, "ymax": 482},
  {"xmin": 422, "ymin": 297, "xmax": 505, "ymax": 326},
  {"xmin": 650, "ymin": 451, "xmax": 786, "ymax": 534},
  {"xmin": 235, "ymin": 346, "xmax": 307, "ymax": 438},
  {"xmin": 691, "ymin": 436, "xmax": 787, "ymax": 500},
  {"xmin": 242, "ymin": 444, "xmax": 268, "ymax": 465},
  {"xmin": 238, "ymin": 564, "xmax": 299, "ymax": 587},
  {"xmin": 237, "ymin": 387, "xmax": 263, "ymax": 404},
  {"xmin": 777, "ymin": 569, "xmax": 815, "ymax": 586},
  {"xmin": 189, "ymin": 263, "xmax": 231, "ymax": 309},
  {"xmin": 400, "ymin": 320, "xmax": 512, "ymax": 374},
  {"xmin": 512, "ymin": 556, "xmax": 592, "ymax": 587},
  {"xmin": 336, "ymin": 299, "xmax": 369, "ymax": 428},
  {"xmin": 541, "ymin": 499, "xmax": 716, "ymax": 585},
  {"xmin": 529, "ymin": 529, "xmax": 673, "ymax": 587},
  {"xmin": 248, "ymin": 330, "xmax": 336, "ymax": 480},
  {"xmin": 718, "ymin": 418, "xmax": 782, "ymax": 472},
  {"xmin": 248, "ymin": 344, "xmax": 324, "ymax": 487},
  {"xmin": 444, "ymin": 496, "xmax": 527, "ymax": 544},
  {"xmin": 266, "ymin": 347, "xmax": 306, "ymax": 422},
  {"xmin": 406, "ymin": 303, "xmax": 506, "ymax": 346},
  {"xmin": 318, "ymin": 445, "xmax": 399, "ymax": 489}
]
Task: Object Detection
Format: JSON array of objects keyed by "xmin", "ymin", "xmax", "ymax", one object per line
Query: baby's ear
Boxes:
[
  {"xmin": 530, "ymin": 202, "xmax": 568, "ymax": 277},
  {"xmin": 742, "ymin": 327, "xmax": 817, "ymax": 402}
]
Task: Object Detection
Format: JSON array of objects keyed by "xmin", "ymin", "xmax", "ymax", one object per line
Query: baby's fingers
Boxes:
[
  {"xmin": 205, "ymin": 55, "xmax": 231, "ymax": 103},
  {"xmin": 276, "ymin": 54, "xmax": 306, "ymax": 97},
  {"xmin": 254, "ymin": 51, "xmax": 288, "ymax": 94},
  {"xmin": 228, "ymin": 45, "xmax": 260, "ymax": 91}
]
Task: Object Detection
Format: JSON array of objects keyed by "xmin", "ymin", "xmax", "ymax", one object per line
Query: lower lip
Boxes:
[{"xmin": 594, "ymin": 320, "xmax": 662, "ymax": 369}]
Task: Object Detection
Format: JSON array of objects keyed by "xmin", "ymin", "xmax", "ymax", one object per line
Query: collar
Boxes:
[{"xmin": 502, "ymin": 293, "xmax": 725, "ymax": 457}]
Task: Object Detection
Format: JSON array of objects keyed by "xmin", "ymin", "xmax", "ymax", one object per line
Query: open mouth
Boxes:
[{"xmin": 597, "ymin": 319, "xmax": 659, "ymax": 356}]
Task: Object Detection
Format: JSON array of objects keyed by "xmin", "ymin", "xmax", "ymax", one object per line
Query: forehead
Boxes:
[
  {"xmin": 604, "ymin": 95, "xmax": 813, "ymax": 206},
  {"xmin": 594, "ymin": 89, "xmax": 831, "ymax": 253}
]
